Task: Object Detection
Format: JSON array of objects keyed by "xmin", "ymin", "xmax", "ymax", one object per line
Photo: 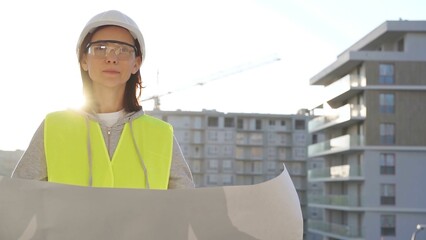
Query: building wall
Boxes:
[
  {"xmin": 362, "ymin": 150, "xmax": 426, "ymax": 208},
  {"xmin": 364, "ymin": 61, "xmax": 426, "ymax": 146},
  {"xmin": 365, "ymin": 61, "xmax": 426, "ymax": 85},
  {"xmin": 307, "ymin": 21, "xmax": 426, "ymax": 240},
  {"xmin": 148, "ymin": 110, "xmax": 311, "ymax": 187},
  {"xmin": 405, "ymin": 33, "xmax": 426, "ymax": 53},
  {"xmin": 364, "ymin": 212, "xmax": 426, "ymax": 240}
]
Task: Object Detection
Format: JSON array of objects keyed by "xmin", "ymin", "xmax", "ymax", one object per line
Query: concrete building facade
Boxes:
[{"xmin": 307, "ymin": 21, "xmax": 426, "ymax": 240}]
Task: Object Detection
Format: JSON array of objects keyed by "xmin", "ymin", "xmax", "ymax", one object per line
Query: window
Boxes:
[
  {"xmin": 292, "ymin": 162, "xmax": 302, "ymax": 174},
  {"xmin": 193, "ymin": 131, "xmax": 202, "ymax": 143},
  {"xmin": 236, "ymin": 132, "xmax": 247, "ymax": 145},
  {"xmin": 255, "ymin": 119, "xmax": 262, "ymax": 130},
  {"xmin": 235, "ymin": 147, "xmax": 245, "ymax": 159},
  {"xmin": 267, "ymin": 161, "xmax": 276, "ymax": 171},
  {"xmin": 380, "ymin": 153, "xmax": 395, "ymax": 175},
  {"xmin": 268, "ymin": 134, "xmax": 276, "ymax": 145},
  {"xmin": 193, "ymin": 146, "xmax": 202, "ymax": 158},
  {"xmin": 267, "ymin": 147, "xmax": 276, "ymax": 158},
  {"xmin": 312, "ymin": 134, "xmax": 318, "ymax": 144},
  {"xmin": 237, "ymin": 118, "xmax": 243, "ymax": 129},
  {"xmin": 246, "ymin": 161, "xmax": 263, "ymax": 173},
  {"xmin": 379, "ymin": 64, "xmax": 394, "ymax": 84},
  {"xmin": 224, "ymin": 117, "xmax": 234, "ymax": 127},
  {"xmin": 397, "ymin": 38, "xmax": 404, "ymax": 52},
  {"xmin": 208, "ymin": 159, "xmax": 218, "ymax": 169},
  {"xmin": 278, "ymin": 148, "xmax": 287, "ymax": 160},
  {"xmin": 224, "ymin": 145, "xmax": 233, "ymax": 157},
  {"xmin": 250, "ymin": 147, "xmax": 263, "ymax": 159},
  {"xmin": 249, "ymin": 133, "xmax": 263, "ymax": 145},
  {"xmin": 222, "ymin": 174, "xmax": 233, "ymax": 185},
  {"xmin": 207, "ymin": 146, "xmax": 218, "ymax": 156},
  {"xmin": 191, "ymin": 160, "xmax": 201, "ymax": 172},
  {"xmin": 381, "ymin": 184, "xmax": 395, "ymax": 205},
  {"xmin": 294, "ymin": 133, "xmax": 306, "ymax": 145},
  {"xmin": 295, "ymin": 120, "xmax": 305, "ymax": 130},
  {"xmin": 380, "ymin": 123, "xmax": 395, "ymax": 144},
  {"xmin": 207, "ymin": 174, "xmax": 218, "ymax": 184},
  {"xmin": 280, "ymin": 120, "xmax": 286, "ymax": 126},
  {"xmin": 269, "ymin": 120, "xmax": 275, "ymax": 126},
  {"xmin": 208, "ymin": 131, "xmax": 218, "ymax": 141},
  {"xmin": 193, "ymin": 117, "xmax": 202, "ymax": 129},
  {"xmin": 222, "ymin": 160, "xmax": 233, "ymax": 170},
  {"xmin": 183, "ymin": 132, "xmax": 190, "ymax": 142},
  {"xmin": 293, "ymin": 148, "xmax": 306, "ymax": 159},
  {"xmin": 381, "ymin": 215, "xmax": 396, "ymax": 236},
  {"xmin": 379, "ymin": 93, "xmax": 395, "ymax": 113},
  {"xmin": 207, "ymin": 117, "xmax": 218, "ymax": 127},
  {"xmin": 224, "ymin": 132, "xmax": 234, "ymax": 142}
]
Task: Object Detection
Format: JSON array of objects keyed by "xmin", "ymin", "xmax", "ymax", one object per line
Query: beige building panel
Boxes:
[
  {"xmin": 365, "ymin": 90, "xmax": 426, "ymax": 145},
  {"xmin": 395, "ymin": 62, "xmax": 426, "ymax": 85},
  {"xmin": 365, "ymin": 61, "xmax": 426, "ymax": 85}
]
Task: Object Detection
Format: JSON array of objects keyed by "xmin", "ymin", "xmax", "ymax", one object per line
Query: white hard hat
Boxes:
[{"xmin": 76, "ymin": 10, "xmax": 146, "ymax": 63}]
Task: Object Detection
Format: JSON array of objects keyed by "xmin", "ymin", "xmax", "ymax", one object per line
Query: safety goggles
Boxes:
[{"xmin": 85, "ymin": 40, "xmax": 137, "ymax": 60}]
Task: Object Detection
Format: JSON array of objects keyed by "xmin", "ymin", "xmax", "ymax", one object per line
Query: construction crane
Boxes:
[{"xmin": 141, "ymin": 55, "xmax": 281, "ymax": 110}]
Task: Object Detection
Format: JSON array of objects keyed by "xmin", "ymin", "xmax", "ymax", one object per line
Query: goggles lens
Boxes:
[{"xmin": 86, "ymin": 40, "xmax": 137, "ymax": 60}]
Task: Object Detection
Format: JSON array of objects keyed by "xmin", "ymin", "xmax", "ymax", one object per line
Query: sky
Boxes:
[{"xmin": 0, "ymin": 0, "xmax": 425, "ymax": 151}]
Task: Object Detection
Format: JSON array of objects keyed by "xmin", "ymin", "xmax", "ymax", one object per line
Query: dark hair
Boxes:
[{"xmin": 78, "ymin": 26, "xmax": 143, "ymax": 112}]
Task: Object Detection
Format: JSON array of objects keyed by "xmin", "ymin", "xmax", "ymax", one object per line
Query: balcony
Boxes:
[
  {"xmin": 235, "ymin": 154, "xmax": 263, "ymax": 161},
  {"xmin": 325, "ymin": 74, "xmax": 366, "ymax": 108},
  {"xmin": 308, "ymin": 104, "xmax": 366, "ymax": 133},
  {"xmin": 235, "ymin": 169, "xmax": 263, "ymax": 175},
  {"xmin": 287, "ymin": 169, "xmax": 307, "ymax": 177},
  {"xmin": 308, "ymin": 164, "xmax": 363, "ymax": 182},
  {"xmin": 308, "ymin": 134, "xmax": 364, "ymax": 158},
  {"xmin": 308, "ymin": 194, "xmax": 360, "ymax": 207},
  {"xmin": 308, "ymin": 219, "xmax": 363, "ymax": 239},
  {"xmin": 235, "ymin": 134, "xmax": 264, "ymax": 146}
]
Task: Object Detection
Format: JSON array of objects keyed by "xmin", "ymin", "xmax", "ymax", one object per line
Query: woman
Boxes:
[{"xmin": 12, "ymin": 10, "xmax": 194, "ymax": 189}]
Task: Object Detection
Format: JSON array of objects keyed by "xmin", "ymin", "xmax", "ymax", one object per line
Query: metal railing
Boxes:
[{"xmin": 308, "ymin": 219, "xmax": 363, "ymax": 238}]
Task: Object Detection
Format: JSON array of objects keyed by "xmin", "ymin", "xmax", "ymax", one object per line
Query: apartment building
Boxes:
[
  {"xmin": 307, "ymin": 21, "xmax": 426, "ymax": 240},
  {"xmin": 148, "ymin": 109, "xmax": 312, "ymax": 235}
]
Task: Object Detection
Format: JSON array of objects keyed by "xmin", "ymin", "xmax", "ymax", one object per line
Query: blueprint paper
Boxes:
[{"xmin": 0, "ymin": 168, "xmax": 302, "ymax": 240}]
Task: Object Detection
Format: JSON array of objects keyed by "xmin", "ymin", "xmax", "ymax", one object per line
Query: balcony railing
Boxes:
[
  {"xmin": 308, "ymin": 134, "xmax": 364, "ymax": 157},
  {"xmin": 308, "ymin": 164, "xmax": 363, "ymax": 181},
  {"xmin": 308, "ymin": 194, "xmax": 360, "ymax": 207},
  {"xmin": 308, "ymin": 219, "xmax": 363, "ymax": 238},
  {"xmin": 235, "ymin": 170, "xmax": 263, "ymax": 175},
  {"xmin": 325, "ymin": 74, "xmax": 366, "ymax": 104},
  {"xmin": 308, "ymin": 104, "xmax": 366, "ymax": 132}
]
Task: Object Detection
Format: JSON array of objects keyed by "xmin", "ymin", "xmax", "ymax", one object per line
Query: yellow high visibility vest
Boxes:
[{"xmin": 44, "ymin": 111, "xmax": 173, "ymax": 189}]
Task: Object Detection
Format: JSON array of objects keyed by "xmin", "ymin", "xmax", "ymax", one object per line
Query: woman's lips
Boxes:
[{"xmin": 103, "ymin": 69, "xmax": 120, "ymax": 74}]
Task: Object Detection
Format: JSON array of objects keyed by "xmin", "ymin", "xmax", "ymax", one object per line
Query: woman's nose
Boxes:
[{"xmin": 105, "ymin": 49, "xmax": 119, "ymax": 64}]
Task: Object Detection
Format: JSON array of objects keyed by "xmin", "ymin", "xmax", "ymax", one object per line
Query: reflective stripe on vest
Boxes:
[{"xmin": 44, "ymin": 111, "xmax": 173, "ymax": 189}]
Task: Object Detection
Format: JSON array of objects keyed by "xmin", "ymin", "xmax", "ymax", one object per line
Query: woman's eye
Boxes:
[
  {"xmin": 120, "ymin": 47, "xmax": 131, "ymax": 53},
  {"xmin": 94, "ymin": 45, "xmax": 107, "ymax": 51}
]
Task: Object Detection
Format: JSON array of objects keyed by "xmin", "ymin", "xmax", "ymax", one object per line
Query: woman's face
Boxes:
[{"xmin": 81, "ymin": 26, "xmax": 141, "ymax": 92}]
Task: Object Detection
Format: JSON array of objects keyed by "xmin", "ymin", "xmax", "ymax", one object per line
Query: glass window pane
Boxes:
[
  {"xmin": 379, "ymin": 93, "xmax": 395, "ymax": 113},
  {"xmin": 379, "ymin": 64, "xmax": 395, "ymax": 84},
  {"xmin": 380, "ymin": 123, "xmax": 395, "ymax": 144}
]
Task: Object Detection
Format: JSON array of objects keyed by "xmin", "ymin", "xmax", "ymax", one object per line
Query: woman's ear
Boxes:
[
  {"xmin": 132, "ymin": 56, "xmax": 142, "ymax": 74},
  {"xmin": 81, "ymin": 55, "xmax": 89, "ymax": 71}
]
